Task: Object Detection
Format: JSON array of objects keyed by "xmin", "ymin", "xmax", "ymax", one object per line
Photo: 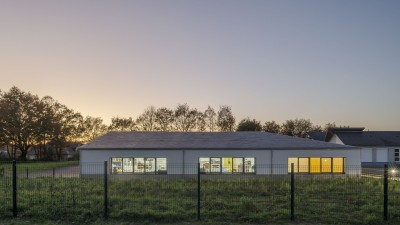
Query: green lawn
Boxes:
[
  {"xmin": 0, "ymin": 161, "xmax": 79, "ymax": 174},
  {"xmin": 1, "ymin": 175, "xmax": 400, "ymax": 224}
]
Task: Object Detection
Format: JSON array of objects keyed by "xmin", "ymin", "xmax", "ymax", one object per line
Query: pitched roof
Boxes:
[
  {"xmin": 78, "ymin": 131, "xmax": 357, "ymax": 150},
  {"xmin": 307, "ymin": 132, "xmax": 326, "ymax": 141},
  {"xmin": 334, "ymin": 131, "xmax": 400, "ymax": 147}
]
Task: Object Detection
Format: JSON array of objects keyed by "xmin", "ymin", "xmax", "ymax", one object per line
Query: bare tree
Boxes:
[
  {"xmin": 136, "ymin": 106, "xmax": 157, "ymax": 131},
  {"xmin": 109, "ymin": 117, "xmax": 136, "ymax": 131},
  {"xmin": 174, "ymin": 103, "xmax": 198, "ymax": 132},
  {"xmin": 262, "ymin": 121, "xmax": 281, "ymax": 133},
  {"xmin": 216, "ymin": 105, "xmax": 236, "ymax": 132},
  {"xmin": 204, "ymin": 106, "xmax": 217, "ymax": 132},
  {"xmin": 79, "ymin": 116, "xmax": 107, "ymax": 143},
  {"xmin": 154, "ymin": 107, "xmax": 174, "ymax": 131}
]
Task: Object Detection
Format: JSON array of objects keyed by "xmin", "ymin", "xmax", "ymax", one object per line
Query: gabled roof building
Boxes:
[{"xmin": 79, "ymin": 131, "xmax": 360, "ymax": 175}]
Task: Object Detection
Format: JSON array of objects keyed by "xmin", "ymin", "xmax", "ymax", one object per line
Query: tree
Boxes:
[
  {"xmin": 217, "ymin": 105, "xmax": 236, "ymax": 132},
  {"xmin": 236, "ymin": 118, "xmax": 262, "ymax": 131},
  {"xmin": 79, "ymin": 116, "xmax": 107, "ymax": 143},
  {"xmin": 0, "ymin": 86, "xmax": 42, "ymax": 159},
  {"xmin": 280, "ymin": 118, "xmax": 314, "ymax": 138},
  {"xmin": 204, "ymin": 106, "xmax": 217, "ymax": 132},
  {"xmin": 196, "ymin": 111, "xmax": 206, "ymax": 132},
  {"xmin": 174, "ymin": 104, "xmax": 198, "ymax": 132},
  {"xmin": 154, "ymin": 107, "xmax": 174, "ymax": 131},
  {"xmin": 109, "ymin": 117, "xmax": 136, "ymax": 131},
  {"xmin": 136, "ymin": 106, "xmax": 157, "ymax": 131},
  {"xmin": 262, "ymin": 121, "xmax": 280, "ymax": 133}
]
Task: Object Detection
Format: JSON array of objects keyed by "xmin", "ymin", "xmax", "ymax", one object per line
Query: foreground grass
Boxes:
[
  {"xmin": 1, "ymin": 175, "xmax": 400, "ymax": 224},
  {"xmin": 0, "ymin": 161, "xmax": 79, "ymax": 174}
]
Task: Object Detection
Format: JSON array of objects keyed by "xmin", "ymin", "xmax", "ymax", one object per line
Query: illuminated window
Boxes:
[
  {"xmin": 199, "ymin": 157, "xmax": 255, "ymax": 174},
  {"xmin": 288, "ymin": 157, "xmax": 345, "ymax": 174},
  {"xmin": 111, "ymin": 157, "xmax": 167, "ymax": 174},
  {"xmin": 321, "ymin": 158, "xmax": 332, "ymax": 173},
  {"xmin": 112, "ymin": 158, "xmax": 122, "ymax": 174},
  {"xmin": 298, "ymin": 158, "xmax": 309, "ymax": 173}
]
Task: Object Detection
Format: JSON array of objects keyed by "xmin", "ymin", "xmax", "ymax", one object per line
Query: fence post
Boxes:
[
  {"xmin": 197, "ymin": 162, "xmax": 201, "ymax": 221},
  {"xmin": 104, "ymin": 161, "xmax": 108, "ymax": 219},
  {"xmin": 26, "ymin": 167, "xmax": 28, "ymax": 178},
  {"xmin": 291, "ymin": 163, "xmax": 295, "ymax": 221},
  {"xmin": 384, "ymin": 164, "xmax": 388, "ymax": 220},
  {"xmin": 53, "ymin": 168, "xmax": 55, "ymax": 178},
  {"xmin": 12, "ymin": 160, "xmax": 17, "ymax": 217}
]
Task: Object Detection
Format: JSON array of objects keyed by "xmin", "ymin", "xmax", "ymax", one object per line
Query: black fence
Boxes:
[{"xmin": 1, "ymin": 161, "xmax": 400, "ymax": 224}]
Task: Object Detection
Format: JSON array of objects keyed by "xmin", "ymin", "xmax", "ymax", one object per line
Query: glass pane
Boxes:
[
  {"xmin": 298, "ymin": 158, "xmax": 309, "ymax": 173},
  {"xmin": 222, "ymin": 158, "xmax": 233, "ymax": 173},
  {"xmin": 111, "ymin": 158, "xmax": 122, "ymax": 174},
  {"xmin": 321, "ymin": 158, "xmax": 332, "ymax": 173},
  {"xmin": 288, "ymin": 158, "xmax": 298, "ymax": 173},
  {"xmin": 210, "ymin": 158, "xmax": 221, "ymax": 173},
  {"xmin": 233, "ymin": 158, "xmax": 243, "ymax": 173},
  {"xmin": 199, "ymin": 158, "xmax": 210, "ymax": 173},
  {"xmin": 134, "ymin": 158, "xmax": 144, "ymax": 173},
  {"xmin": 156, "ymin": 158, "xmax": 167, "ymax": 174},
  {"xmin": 333, "ymin": 158, "xmax": 344, "ymax": 173},
  {"xmin": 310, "ymin": 158, "xmax": 321, "ymax": 173},
  {"xmin": 244, "ymin": 158, "xmax": 255, "ymax": 173},
  {"xmin": 145, "ymin": 158, "xmax": 155, "ymax": 173},
  {"xmin": 122, "ymin": 158, "xmax": 133, "ymax": 173}
]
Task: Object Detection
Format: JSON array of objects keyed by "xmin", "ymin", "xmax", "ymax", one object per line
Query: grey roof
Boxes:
[
  {"xmin": 307, "ymin": 132, "xmax": 326, "ymax": 141},
  {"xmin": 334, "ymin": 131, "xmax": 400, "ymax": 147},
  {"xmin": 78, "ymin": 131, "xmax": 357, "ymax": 150}
]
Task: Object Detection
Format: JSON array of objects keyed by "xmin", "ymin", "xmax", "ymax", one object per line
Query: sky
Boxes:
[{"xmin": 1, "ymin": 0, "xmax": 399, "ymax": 130}]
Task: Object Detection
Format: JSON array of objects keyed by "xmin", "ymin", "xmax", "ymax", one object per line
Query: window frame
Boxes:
[
  {"xmin": 199, "ymin": 157, "xmax": 256, "ymax": 174},
  {"xmin": 288, "ymin": 157, "xmax": 345, "ymax": 174},
  {"xmin": 110, "ymin": 157, "xmax": 167, "ymax": 175}
]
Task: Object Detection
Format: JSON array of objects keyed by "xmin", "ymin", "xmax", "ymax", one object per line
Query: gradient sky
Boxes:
[{"xmin": 1, "ymin": 0, "xmax": 399, "ymax": 130}]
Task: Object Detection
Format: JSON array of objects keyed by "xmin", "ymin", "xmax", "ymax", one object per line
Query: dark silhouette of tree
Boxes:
[
  {"xmin": 217, "ymin": 105, "xmax": 236, "ymax": 132},
  {"xmin": 79, "ymin": 116, "xmax": 107, "ymax": 143},
  {"xmin": 280, "ymin": 118, "xmax": 315, "ymax": 138},
  {"xmin": 154, "ymin": 107, "xmax": 174, "ymax": 131},
  {"xmin": 236, "ymin": 118, "xmax": 262, "ymax": 131},
  {"xmin": 262, "ymin": 121, "xmax": 281, "ymax": 133},
  {"xmin": 136, "ymin": 106, "xmax": 157, "ymax": 131},
  {"xmin": 204, "ymin": 106, "xmax": 217, "ymax": 132},
  {"xmin": 109, "ymin": 117, "xmax": 136, "ymax": 131},
  {"xmin": 174, "ymin": 103, "xmax": 198, "ymax": 132}
]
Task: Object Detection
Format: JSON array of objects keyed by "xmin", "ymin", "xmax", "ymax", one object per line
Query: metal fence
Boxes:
[{"xmin": 1, "ymin": 161, "xmax": 400, "ymax": 224}]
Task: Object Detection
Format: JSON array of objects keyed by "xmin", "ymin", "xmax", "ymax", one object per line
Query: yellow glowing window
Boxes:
[
  {"xmin": 333, "ymin": 158, "xmax": 344, "ymax": 173},
  {"xmin": 298, "ymin": 158, "xmax": 309, "ymax": 173},
  {"xmin": 321, "ymin": 158, "xmax": 332, "ymax": 173},
  {"xmin": 288, "ymin": 158, "xmax": 298, "ymax": 173},
  {"xmin": 222, "ymin": 158, "xmax": 233, "ymax": 173},
  {"xmin": 310, "ymin": 158, "xmax": 321, "ymax": 173}
]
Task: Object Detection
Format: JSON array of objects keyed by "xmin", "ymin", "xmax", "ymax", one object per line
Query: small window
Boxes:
[
  {"xmin": 112, "ymin": 158, "xmax": 122, "ymax": 174},
  {"xmin": 395, "ymin": 149, "xmax": 400, "ymax": 162}
]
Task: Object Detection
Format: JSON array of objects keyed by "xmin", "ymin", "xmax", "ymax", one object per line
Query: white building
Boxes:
[
  {"xmin": 308, "ymin": 128, "xmax": 400, "ymax": 165},
  {"xmin": 78, "ymin": 131, "xmax": 360, "ymax": 175}
]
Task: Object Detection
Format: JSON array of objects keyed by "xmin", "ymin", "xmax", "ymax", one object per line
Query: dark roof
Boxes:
[
  {"xmin": 307, "ymin": 132, "xmax": 326, "ymax": 141},
  {"xmin": 78, "ymin": 131, "xmax": 356, "ymax": 150},
  {"xmin": 334, "ymin": 132, "xmax": 400, "ymax": 147}
]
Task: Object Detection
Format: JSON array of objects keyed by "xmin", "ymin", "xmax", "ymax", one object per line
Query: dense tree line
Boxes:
[{"xmin": 0, "ymin": 86, "xmax": 343, "ymax": 160}]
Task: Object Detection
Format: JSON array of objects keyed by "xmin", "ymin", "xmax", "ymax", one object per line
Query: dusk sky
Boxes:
[{"xmin": 1, "ymin": 0, "xmax": 399, "ymax": 130}]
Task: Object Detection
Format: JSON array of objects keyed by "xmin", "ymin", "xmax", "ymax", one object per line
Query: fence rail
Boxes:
[{"xmin": 1, "ymin": 161, "xmax": 400, "ymax": 224}]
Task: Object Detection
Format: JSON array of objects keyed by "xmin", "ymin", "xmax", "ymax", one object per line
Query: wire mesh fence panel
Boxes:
[
  {"xmin": 200, "ymin": 165, "xmax": 291, "ymax": 223},
  {"xmin": 388, "ymin": 163, "xmax": 400, "ymax": 221},
  {"xmin": 15, "ymin": 162, "xmax": 103, "ymax": 222},
  {"xmin": 0, "ymin": 161, "xmax": 13, "ymax": 218},
  {"xmin": 295, "ymin": 166, "xmax": 383, "ymax": 224},
  {"xmin": 108, "ymin": 164, "xmax": 198, "ymax": 222}
]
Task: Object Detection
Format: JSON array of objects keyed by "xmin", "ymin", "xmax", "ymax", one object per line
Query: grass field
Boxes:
[
  {"xmin": 1, "ymin": 174, "xmax": 400, "ymax": 225},
  {"xmin": 0, "ymin": 161, "xmax": 79, "ymax": 174}
]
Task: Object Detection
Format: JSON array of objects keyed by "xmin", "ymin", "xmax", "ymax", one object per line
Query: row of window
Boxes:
[
  {"xmin": 199, "ymin": 157, "xmax": 255, "ymax": 174},
  {"xmin": 288, "ymin": 157, "xmax": 345, "ymax": 173},
  {"xmin": 395, "ymin": 149, "xmax": 399, "ymax": 162},
  {"xmin": 110, "ymin": 157, "xmax": 346, "ymax": 174},
  {"xmin": 111, "ymin": 158, "xmax": 167, "ymax": 174}
]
